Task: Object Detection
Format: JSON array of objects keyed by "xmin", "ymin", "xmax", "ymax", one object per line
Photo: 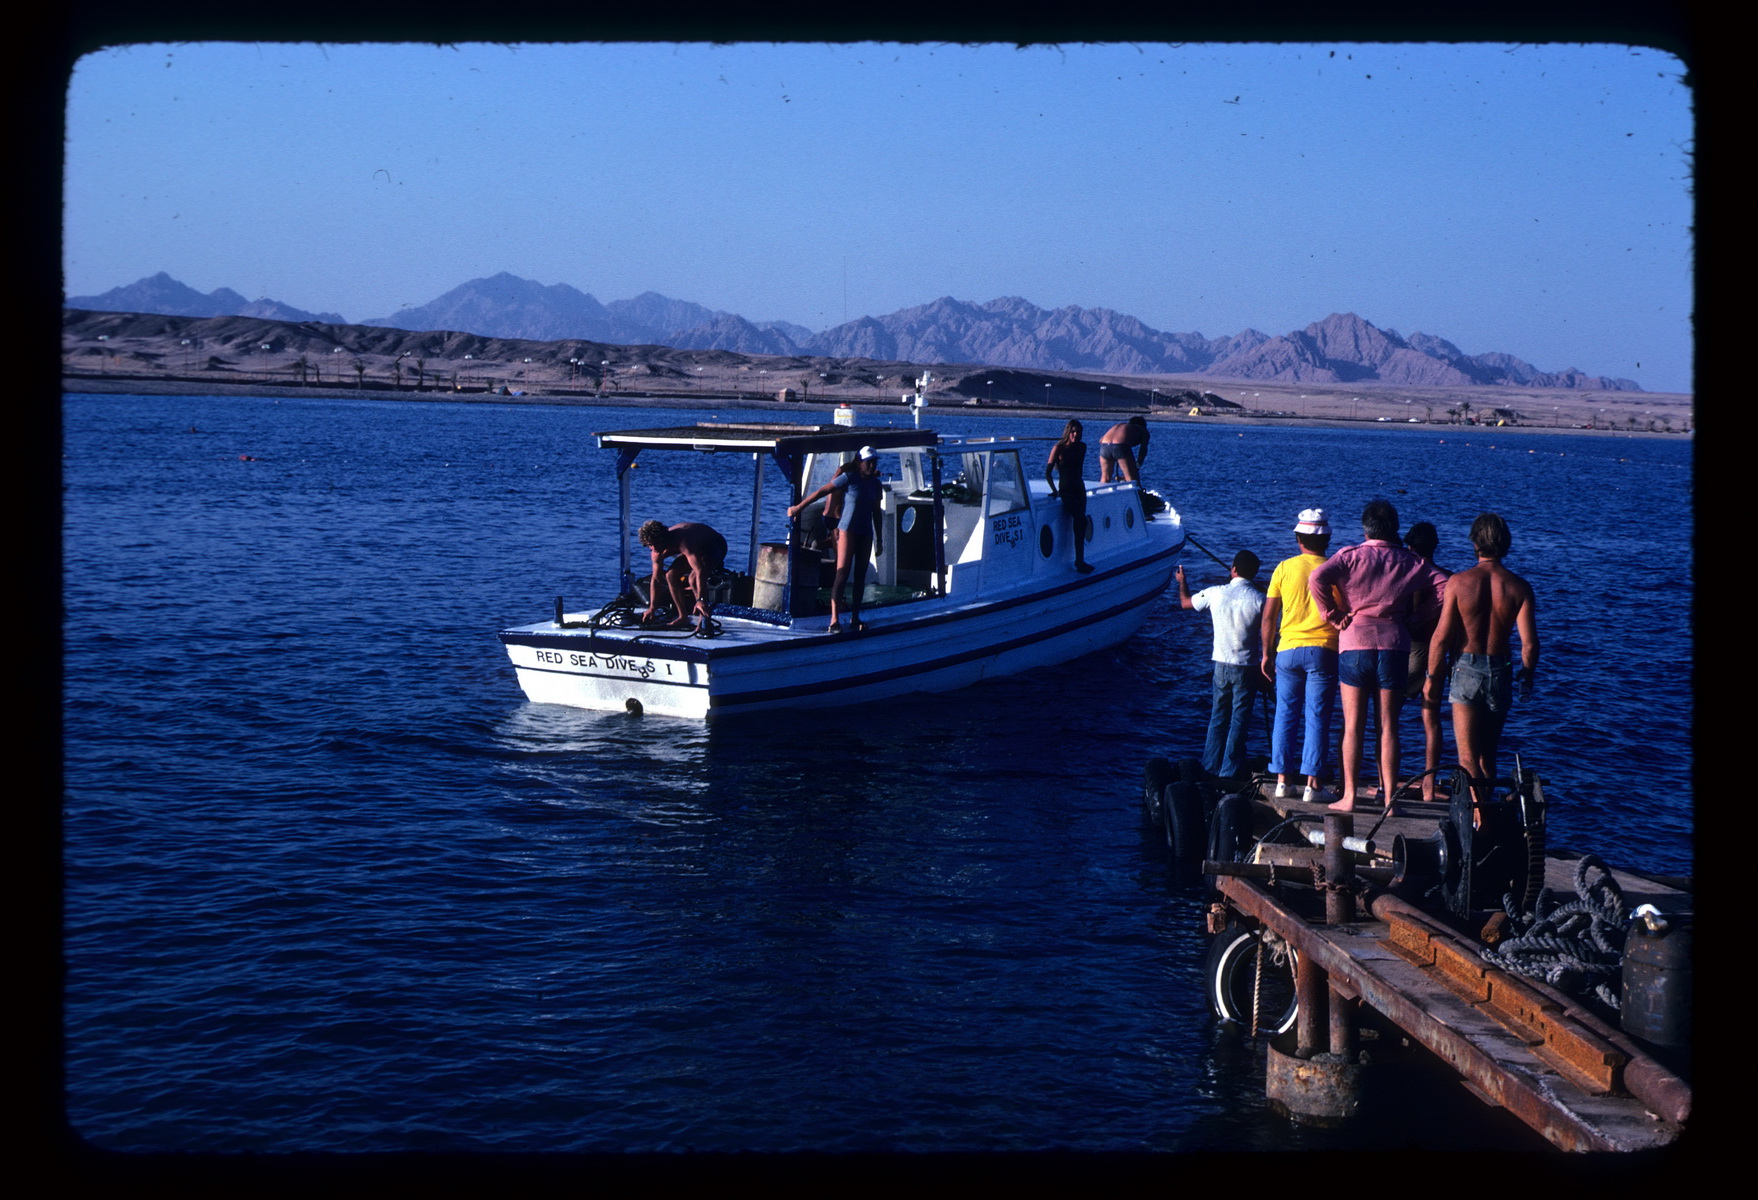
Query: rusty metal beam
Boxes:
[
  {"xmin": 1204, "ymin": 859, "xmax": 1400, "ymax": 887},
  {"xmin": 1367, "ymin": 891, "xmax": 1691, "ymax": 1127}
]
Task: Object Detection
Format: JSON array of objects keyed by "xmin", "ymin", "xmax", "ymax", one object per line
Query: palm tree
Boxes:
[
  {"xmin": 414, "ymin": 358, "xmax": 428, "ymax": 391},
  {"xmin": 352, "ymin": 357, "xmax": 366, "ymax": 389}
]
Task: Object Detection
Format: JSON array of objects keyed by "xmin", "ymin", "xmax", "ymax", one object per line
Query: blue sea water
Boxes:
[{"xmin": 61, "ymin": 392, "xmax": 1692, "ymax": 1153}]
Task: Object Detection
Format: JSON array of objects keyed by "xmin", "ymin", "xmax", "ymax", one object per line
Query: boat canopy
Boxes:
[
  {"xmin": 595, "ymin": 423, "xmax": 938, "ymax": 456},
  {"xmin": 596, "ymin": 423, "xmax": 945, "ymax": 591}
]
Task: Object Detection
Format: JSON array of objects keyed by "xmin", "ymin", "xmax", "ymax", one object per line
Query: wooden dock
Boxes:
[{"xmin": 1197, "ymin": 781, "xmax": 1691, "ymax": 1152}]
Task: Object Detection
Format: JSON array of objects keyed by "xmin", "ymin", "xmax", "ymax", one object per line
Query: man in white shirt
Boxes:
[{"xmin": 1178, "ymin": 551, "xmax": 1266, "ymax": 780}]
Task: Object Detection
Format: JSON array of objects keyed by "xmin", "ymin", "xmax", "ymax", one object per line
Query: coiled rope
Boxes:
[{"xmin": 1479, "ymin": 854, "xmax": 1627, "ymax": 1011}]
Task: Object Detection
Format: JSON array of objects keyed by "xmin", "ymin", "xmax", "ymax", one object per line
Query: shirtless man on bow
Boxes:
[
  {"xmin": 1423, "ymin": 512, "xmax": 1539, "ymax": 806},
  {"xmin": 1097, "ymin": 417, "xmax": 1150, "ymax": 483}
]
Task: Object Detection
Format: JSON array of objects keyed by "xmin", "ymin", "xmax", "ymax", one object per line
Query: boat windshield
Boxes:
[
  {"xmin": 802, "ymin": 449, "xmax": 856, "ymax": 498},
  {"xmin": 984, "ymin": 450, "xmax": 1028, "ymax": 516}
]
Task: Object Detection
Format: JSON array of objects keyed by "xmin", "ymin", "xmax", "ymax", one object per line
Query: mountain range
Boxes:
[{"xmin": 66, "ymin": 272, "xmax": 1642, "ymax": 391}]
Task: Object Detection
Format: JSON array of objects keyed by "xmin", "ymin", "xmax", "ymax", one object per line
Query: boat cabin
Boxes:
[{"xmin": 595, "ymin": 422, "xmax": 1162, "ymax": 624}]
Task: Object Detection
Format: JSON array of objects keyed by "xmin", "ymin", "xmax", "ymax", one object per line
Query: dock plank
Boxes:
[{"xmin": 1218, "ymin": 875, "xmax": 1684, "ymax": 1152}]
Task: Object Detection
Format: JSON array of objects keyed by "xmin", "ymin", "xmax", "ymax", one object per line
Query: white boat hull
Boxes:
[
  {"xmin": 499, "ymin": 422, "xmax": 1183, "ymax": 719},
  {"xmin": 502, "ymin": 546, "xmax": 1177, "ymax": 719}
]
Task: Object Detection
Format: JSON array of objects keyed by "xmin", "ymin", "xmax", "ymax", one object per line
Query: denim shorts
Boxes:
[
  {"xmin": 1451, "ymin": 652, "xmax": 1513, "ymax": 714},
  {"xmin": 1339, "ymin": 647, "xmax": 1409, "ymax": 692}
]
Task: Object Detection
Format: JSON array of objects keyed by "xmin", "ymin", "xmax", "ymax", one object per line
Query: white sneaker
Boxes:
[
  {"xmin": 1273, "ymin": 781, "xmax": 1289, "ymax": 799},
  {"xmin": 1304, "ymin": 786, "xmax": 1334, "ymax": 804}
]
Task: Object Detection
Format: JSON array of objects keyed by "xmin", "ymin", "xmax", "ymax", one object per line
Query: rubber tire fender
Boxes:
[
  {"xmin": 1206, "ymin": 791, "xmax": 1253, "ymax": 867},
  {"xmin": 1205, "ymin": 921, "xmax": 1300, "ymax": 1035},
  {"xmin": 1164, "ymin": 780, "xmax": 1207, "ymax": 858},
  {"xmin": 1142, "ymin": 757, "xmax": 1176, "ymax": 828}
]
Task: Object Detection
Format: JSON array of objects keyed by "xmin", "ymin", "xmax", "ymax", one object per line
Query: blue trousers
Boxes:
[
  {"xmin": 1203, "ymin": 662, "xmax": 1256, "ymax": 779},
  {"xmin": 1269, "ymin": 645, "xmax": 1338, "ymax": 779}
]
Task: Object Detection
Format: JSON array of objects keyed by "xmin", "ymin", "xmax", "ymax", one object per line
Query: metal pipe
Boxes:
[
  {"xmin": 1324, "ymin": 811, "xmax": 1354, "ymax": 926},
  {"xmin": 1303, "ymin": 827, "xmax": 1377, "ymax": 857},
  {"xmin": 1296, "ymin": 949, "xmax": 1327, "ymax": 1057},
  {"xmin": 1203, "ymin": 860, "xmax": 1400, "ymax": 888},
  {"xmin": 1329, "ymin": 984, "xmax": 1358, "ymax": 1059}
]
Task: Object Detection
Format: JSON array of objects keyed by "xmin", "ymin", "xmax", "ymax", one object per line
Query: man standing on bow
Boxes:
[{"xmin": 1097, "ymin": 416, "xmax": 1151, "ymax": 483}]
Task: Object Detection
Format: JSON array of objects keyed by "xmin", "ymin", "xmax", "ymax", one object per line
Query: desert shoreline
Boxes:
[{"xmin": 63, "ymin": 371, "xmax": 1693, "ymax": 441}]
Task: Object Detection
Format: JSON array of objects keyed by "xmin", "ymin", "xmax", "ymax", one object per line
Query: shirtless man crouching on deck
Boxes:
[
  {"xmin": 638, "ymin": 520, "xmax": 728, "ymax": 628},
  {"xmin": 1423, "ymin": 512, "xmax": 1539, "ymax": 806}
]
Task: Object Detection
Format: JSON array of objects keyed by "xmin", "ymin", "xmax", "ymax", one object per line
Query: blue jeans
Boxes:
[
  {"xmin": 1270, "ymin": 645, "xmax": 1338, "ymax": 779},
  {"xmin": 1204, "ymin": 662, "xmax": 1256, "ymax": 779}
]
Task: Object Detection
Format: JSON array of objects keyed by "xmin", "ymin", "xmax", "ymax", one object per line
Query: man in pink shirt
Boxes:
[{"xmin": 1307, "ymin": 500, "xmax": 1444, "ymax": 813}]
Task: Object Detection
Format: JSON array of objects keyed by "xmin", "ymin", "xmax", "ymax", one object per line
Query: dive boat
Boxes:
[{"xmin": 499, "ymin": 421, "xmax": 1184, "ymax": 718}]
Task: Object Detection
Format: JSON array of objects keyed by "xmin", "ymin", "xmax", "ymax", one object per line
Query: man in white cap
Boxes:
[
  {"xmin": 1258, "ymin": 508, "xmax": 1340, "ymax": 803},
  {"xmin": 789, "ymin": 446, "xmax": 885, "ymax": 633}
]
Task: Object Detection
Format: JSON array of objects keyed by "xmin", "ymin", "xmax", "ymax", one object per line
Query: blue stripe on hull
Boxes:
[{"xmin": 706, "ymin": 576, "xmax": 1167, "ymax": 709}]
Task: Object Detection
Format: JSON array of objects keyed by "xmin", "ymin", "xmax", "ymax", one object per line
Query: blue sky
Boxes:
[{"xmin": 63, "ymin": 41, "xmax": 1693, "ymax": 391}]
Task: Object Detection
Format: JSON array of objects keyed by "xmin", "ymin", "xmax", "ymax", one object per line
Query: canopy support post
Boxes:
[{"xmin": 748, "ymin": 452, "xmax": 764, "ymax": 577}]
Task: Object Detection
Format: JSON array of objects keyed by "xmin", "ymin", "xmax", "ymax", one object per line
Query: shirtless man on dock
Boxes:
[{"xmin": 1423, "ymin": 513, "xmax": 1539, "ymax": 806}]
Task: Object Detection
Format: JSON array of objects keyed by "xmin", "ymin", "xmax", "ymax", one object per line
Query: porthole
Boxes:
[
  {"xmin": 1039, "ymin": 526, "xmax": 1055, "ymax": 557},
  {"xmin": 1103, "ymin": 515, "xmax": 1112, "ymax": 530},
  {"xmin": 901, "ymin": 507, "xmax": 918, "ymax": 533},
  {"xmin": 1125, "ymin": 507, "xmax": 1136, "ymax": 529}
]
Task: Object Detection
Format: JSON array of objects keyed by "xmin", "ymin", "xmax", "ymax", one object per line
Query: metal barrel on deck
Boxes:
[{"xmin": 753, "ymin": 542, "xmax": 818, "ymax": 616}]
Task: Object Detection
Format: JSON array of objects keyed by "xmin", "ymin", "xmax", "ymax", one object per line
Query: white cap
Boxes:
[
  {"xmin": 1294, "ymin": 507, "xmax": 1329, "ymax": 535},
  {"xmin": 858, "ymin": 445, "xmax": 878, "ymax": 460}
]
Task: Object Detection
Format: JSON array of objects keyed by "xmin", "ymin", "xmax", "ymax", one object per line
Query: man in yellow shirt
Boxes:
[{"xmin": 1259, "ymin": 508, "xmax": 1340, "ymax": 803}]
